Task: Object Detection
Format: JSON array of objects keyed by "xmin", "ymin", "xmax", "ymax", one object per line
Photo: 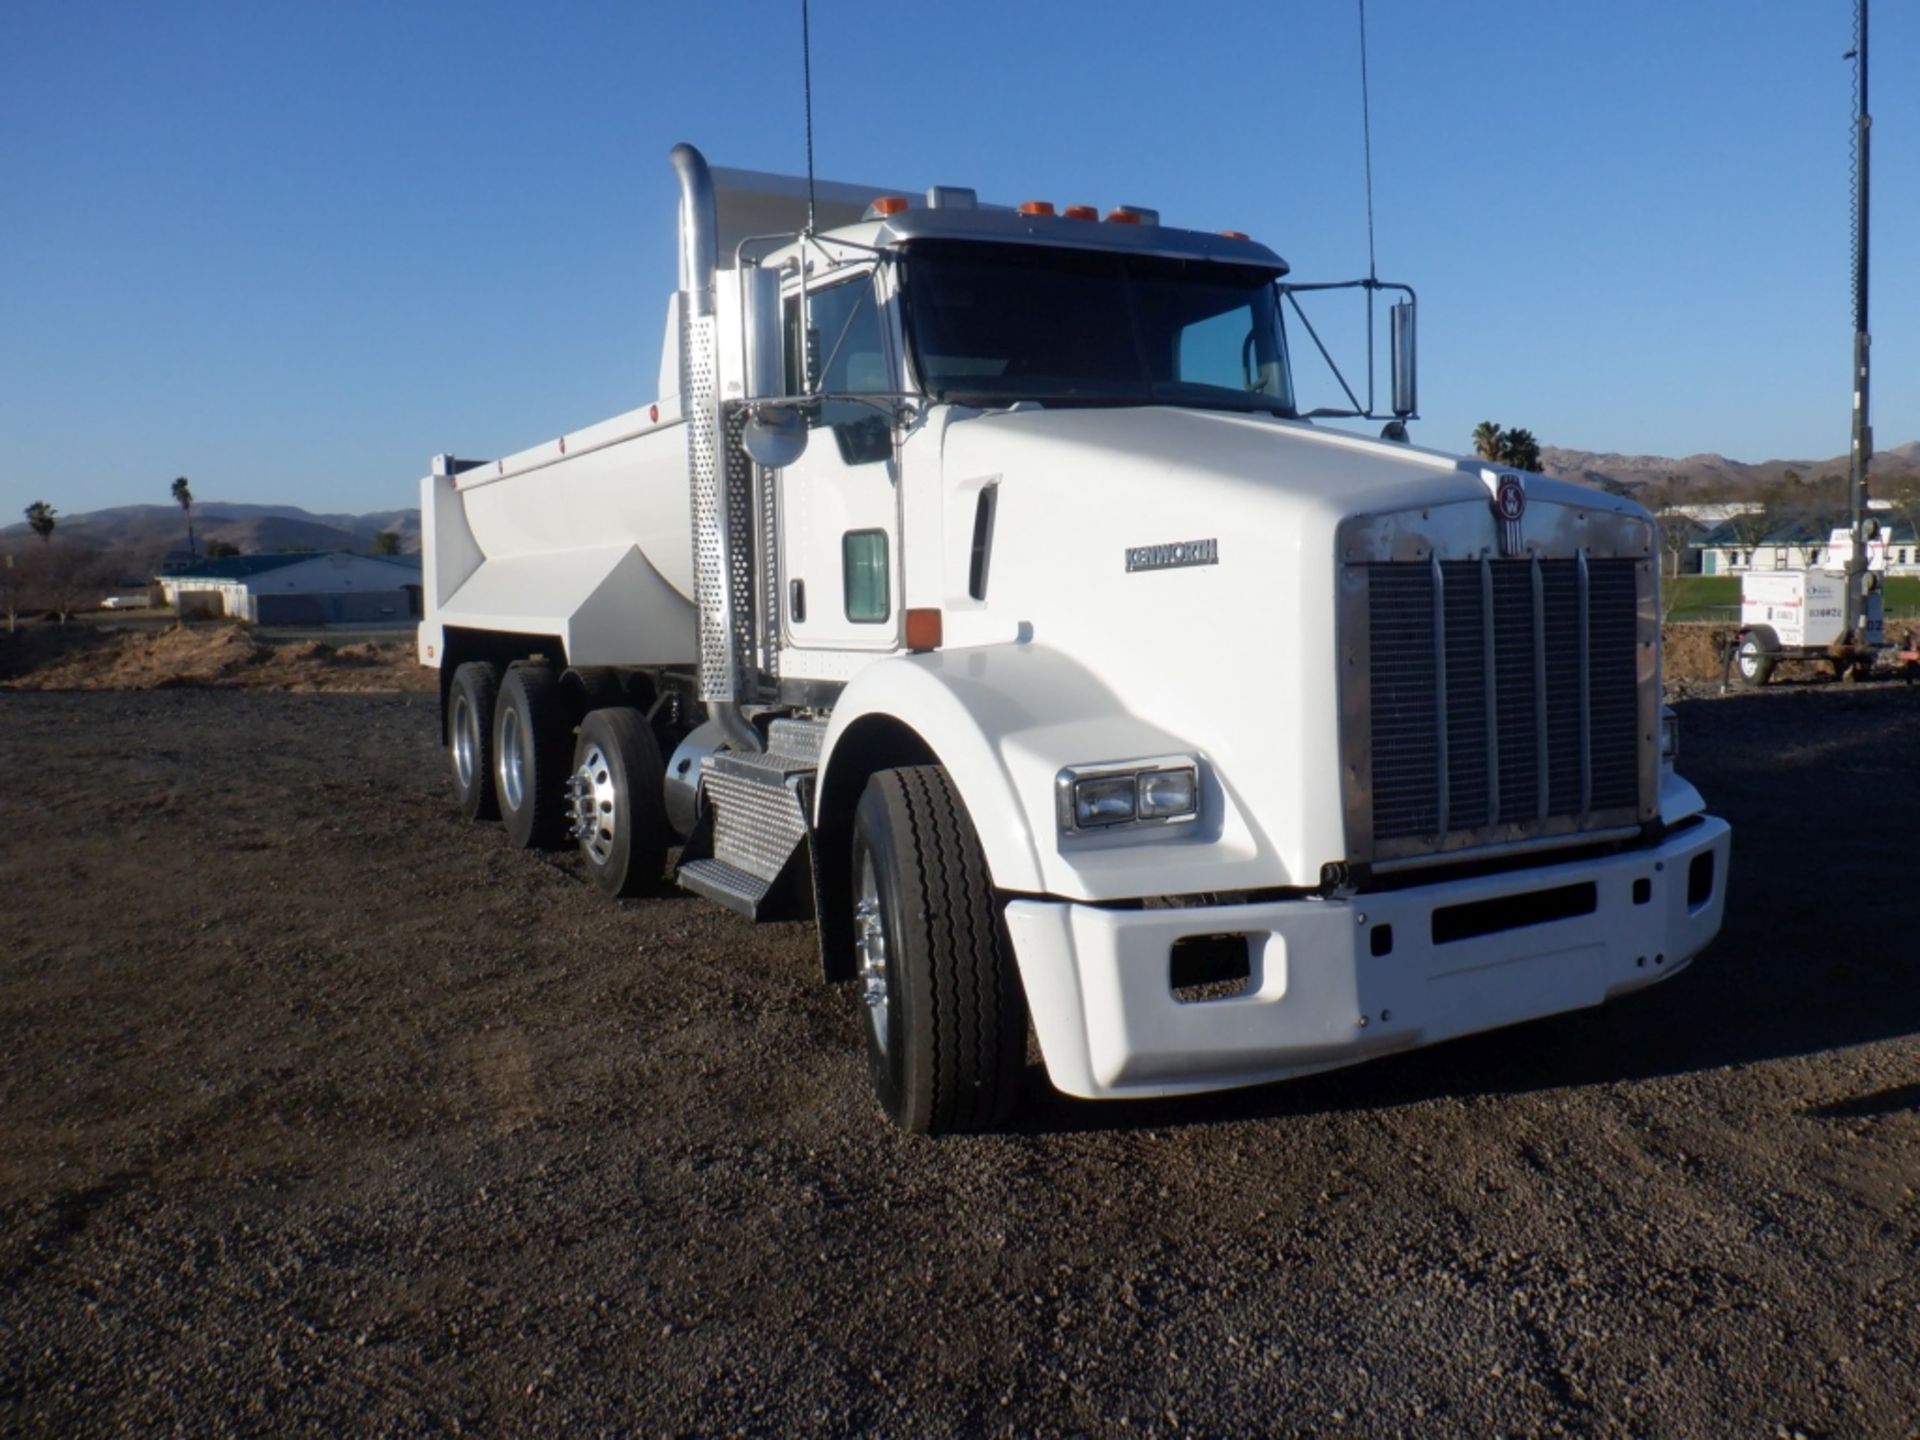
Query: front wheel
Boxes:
[{"xmin": 852, "ymin": 766, "xmax": 1027, "ymax": 1134}]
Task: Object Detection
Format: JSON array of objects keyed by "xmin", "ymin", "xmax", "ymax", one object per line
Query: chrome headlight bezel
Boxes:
[{"xmin": 1054, "ymin": 756, "xmax": 1201, "ymax": 837}]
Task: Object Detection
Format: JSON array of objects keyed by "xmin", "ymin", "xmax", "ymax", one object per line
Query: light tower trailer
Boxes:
[
  {"xmin": 418, "ymin": 145, "xmax": 1731, "ymax": 1133},
  {"xmin": 1733, "ymin": 529, "xmax": 1888, "ymax": 685}
]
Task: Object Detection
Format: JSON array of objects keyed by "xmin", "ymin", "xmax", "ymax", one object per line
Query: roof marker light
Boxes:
[
  {"xmin": 1220, "ymin": 230, "xmax": 1249, "ymax": 240},
  {"xmin": 870, "ymin": 195, "xmax": 910, "ymax": 216},
  {"xmin": 1104, "ymin": 208, "xmax": 1141, "ymax": 225},
  {"xmin": 1018, "ymin": 200, "xmax": 1056, "ymax": 217},
  {"xmin": 1063, "ymin": 205, "xmax": 1098, "ymax": 221}
]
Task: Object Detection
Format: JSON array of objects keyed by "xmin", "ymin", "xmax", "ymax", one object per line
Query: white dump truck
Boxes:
[{"xmin": 418, "ymin": 144, "xmax": 1730, "ymax": 1133}]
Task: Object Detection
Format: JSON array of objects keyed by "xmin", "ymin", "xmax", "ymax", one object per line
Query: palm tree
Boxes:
[
  {"xmin": 1499, "ymin": 428, "xmax": 1542, "ymax": 473},
  {"xmin": 171, "ymin": 476, "xmax": 196, "ymax": 562},
  {"xmin": 24, "ymin": 500, "xmax": 57, "ymax": 544},
  {"xmin": 1472, "ymin": 421, "xmax": 1503, "ymax": 461}
]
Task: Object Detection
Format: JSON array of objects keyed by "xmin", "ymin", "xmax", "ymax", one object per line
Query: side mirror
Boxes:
[
  {"xmin": 1389, "ymin": 299, "xmax": 1417, "ymax": 419},
  {"xmin": 742, "ymin": 405, "xmax": 808, "ymax": 468},
  {"xmin": 742, "ymin": 264, "xmax": 783, "ymax": 401}
]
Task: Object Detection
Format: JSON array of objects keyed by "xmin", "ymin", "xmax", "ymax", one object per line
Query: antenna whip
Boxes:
[
  {"xmin": 1358, "ymin": 0, "xmax": 1378, "ymax": 282},
  {"xmin": 802, "ymin": 0, "xmax": 818, "ymax": 233}
]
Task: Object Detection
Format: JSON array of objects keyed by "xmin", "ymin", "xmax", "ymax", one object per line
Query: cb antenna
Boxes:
[
  {"xmin": 801, "ymin": 0, "xmax": 818, "ymax": 234},
  {"xmin": 1357, "ymin": 0, "xmax": 1378, "ymax": 283}
]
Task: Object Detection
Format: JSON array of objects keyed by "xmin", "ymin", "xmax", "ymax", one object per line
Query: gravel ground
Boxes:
[{"xmin": 2, "ymin": 686, "xmax": 1918, "ymax": 1436}]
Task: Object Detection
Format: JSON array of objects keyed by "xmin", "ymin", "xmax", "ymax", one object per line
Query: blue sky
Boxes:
[{"xmin": 3, "ymin": 0, "xmax": 1914, "ymax": 516}]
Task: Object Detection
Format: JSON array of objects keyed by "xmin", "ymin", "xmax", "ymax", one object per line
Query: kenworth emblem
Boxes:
[
  {"xmin": 1126, "ymin": 538, "xmax": 1219, "ymax": 572},
  {"xmin": 1483, "ymin": 469, "xmax": 1527, "ymax": 557}
]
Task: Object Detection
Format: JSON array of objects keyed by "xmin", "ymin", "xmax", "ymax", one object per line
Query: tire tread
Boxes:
[
  {"xmin": 499, "ymin": 663, "xmax": 572, "ymax": 849},
  {"xmin": 880, "ymin": 765, "xmax": 1023, "ymax": 1133}
]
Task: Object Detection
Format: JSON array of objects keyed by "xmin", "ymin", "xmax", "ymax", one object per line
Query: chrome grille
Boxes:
[{"xmin": 1365, "ymin": 555, "xmax": 1642, "ymax": 852}]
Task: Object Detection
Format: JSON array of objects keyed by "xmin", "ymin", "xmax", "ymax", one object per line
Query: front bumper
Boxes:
[{"xmin": 1003, "ymin": 816, "xmax": 1731, "ymax": 1100}]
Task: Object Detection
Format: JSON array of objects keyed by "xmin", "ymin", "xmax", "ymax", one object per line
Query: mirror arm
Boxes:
[{"xmin": 1282, "ymin": 288, "xmax": 1365, "ymax": 416}]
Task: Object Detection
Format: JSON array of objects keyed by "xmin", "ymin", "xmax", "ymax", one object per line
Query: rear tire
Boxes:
[
  {"xmin": 448, "ymin": 662, "xmax": 502, "ymax": 821},
  {"xmin": 851, "ymin": 766, "xmax": 1026, "ymax": 1135},
  {"xmin": 493, "ymin": 663, "xmax": 572, "ymax": 850},
  {"xmin": 567, "ymin": 707, "xmax": 670, "ymax": 899}
]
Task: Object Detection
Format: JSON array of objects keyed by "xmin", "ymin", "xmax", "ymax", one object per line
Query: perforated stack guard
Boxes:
[{"xmin": 683, "ymin": 309, "xmax": 735, "ymax": 704}]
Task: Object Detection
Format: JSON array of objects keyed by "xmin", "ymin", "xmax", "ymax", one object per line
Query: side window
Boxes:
[
  {"xmin": 843, "ymin": 530, "xmax": 890, "ymax": 622},
  {"xmin": 783, "ymin": 274, "xmax": 891, "ymax": 465}
]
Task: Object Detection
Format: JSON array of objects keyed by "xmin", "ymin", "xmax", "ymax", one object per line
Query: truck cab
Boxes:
[{"xmin": 418, "ymin": 145, "xmax": 1731, "ymax": 1133}]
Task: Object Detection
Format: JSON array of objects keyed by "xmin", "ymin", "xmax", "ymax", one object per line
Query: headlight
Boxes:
[
  {"xmin": 1056, "ymin": 757, "xmax": 1200, "ymax": 836},
  {"xmin": 1660, "ymin": 708, "xmax": 1679, "ymax": 763},
  {"xmin": 1138, "ymin": 767, "xmax": 1197, "ymax": 818},
  {"xmin": 1073, "ymin": 774, "xmax": 1139, "ymax": 827}
]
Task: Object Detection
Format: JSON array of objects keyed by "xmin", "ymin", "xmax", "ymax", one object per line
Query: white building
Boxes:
[
  {"xmin": 158, "ymin": 552, "xmax": 422, "ymax": 624},
  {"xmin": 1691, "ymin": 519, "xmax": 1920, "ymax": 577}
]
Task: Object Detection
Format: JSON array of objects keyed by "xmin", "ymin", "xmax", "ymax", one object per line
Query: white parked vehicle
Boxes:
[{"xmin": 418, "ymin": 145, "xmax": 1731, "ymax": 1132}]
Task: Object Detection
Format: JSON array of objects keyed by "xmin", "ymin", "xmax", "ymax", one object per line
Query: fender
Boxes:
[{"xmin": 815, "ymin": 643, "xmax": 1221, "ymax": 902}]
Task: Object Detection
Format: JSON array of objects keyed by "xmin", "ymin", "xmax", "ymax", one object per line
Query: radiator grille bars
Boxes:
[{"xmin": 1367, "ymin": 555, "xmax": 1641, "ymax": 845}]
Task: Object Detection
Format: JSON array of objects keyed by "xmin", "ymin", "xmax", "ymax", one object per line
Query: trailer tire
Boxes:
[
  {"xmin": 851, "ymin": 765, "xmax": 1026, "ymax": 1135},
  {"xmin": 568, "ymin": 707, "xmax": 669, "ymax": 898},
  {"xmin": 494, "ymin": 663, "xmax": 573, "ymax": 850},
  {"xmin": 448, "ymin": 662, "xmax": 503, "ymax": 821},
  {"xmin": 1734, "ymin": 635, "xmax": 1775, "ymax": 687}
]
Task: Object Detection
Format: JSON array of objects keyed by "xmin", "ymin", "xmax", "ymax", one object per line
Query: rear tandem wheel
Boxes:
[
  {"xmin": 493, "ymin": 663, "xmax": 574, "ymax": 849},
  {"xmin": 448, "ymin": 661, "xmax": 503, "ymax": 821},
  {"xmin": 566, "ymin": 706, "xmax": 670, "ymax": 898}
]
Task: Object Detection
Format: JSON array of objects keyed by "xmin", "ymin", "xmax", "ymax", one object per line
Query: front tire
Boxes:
[
  {"xmin": 567, "ymin": 707, "xmax": 669, "ymax": 898},
  {"xmin": 493, "ymin": 663, "xmax": 572, "ymax": 849},
  {"xmin": 851, "ymin": 766, "xmax": 1027, "ymax": 1134},
  {"xmin": 448, "ymin": 662, "xmax": 502, "ymax": 821}
]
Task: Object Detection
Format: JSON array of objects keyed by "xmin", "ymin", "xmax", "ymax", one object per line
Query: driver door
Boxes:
[{"xmin": 776, "ymin": 268, "xmax": 902, "ymax": 671}]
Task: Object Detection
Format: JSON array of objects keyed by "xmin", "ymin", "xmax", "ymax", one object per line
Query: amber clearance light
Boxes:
[{"xmin": 905, "ymin": 608, "xmax": 943, "ymax": 653}]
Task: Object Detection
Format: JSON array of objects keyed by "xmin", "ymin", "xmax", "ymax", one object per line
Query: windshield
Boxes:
[{"xmin": 901, "ymin": 240, "xmax": 1294, "ymax": 416}]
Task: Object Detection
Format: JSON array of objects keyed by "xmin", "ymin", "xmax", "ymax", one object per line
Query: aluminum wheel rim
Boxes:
[
  {"xmin": 452, "ymin": 693, "xmax": 476, "ymax": 789},
  {"xmin": 498, "ymin": 706, "xmax": 526, "ymax": 811},
  {"xmin": 568, "ymin": 742, "xmax": 619, "ymax": 865},
  {"xmin": 1737, "ymin": 642, "xmax": 1761, "ymax": 678},
  {"xmin": 854, "ymin": 851, "xmax": 890, "ymax": 1056}
]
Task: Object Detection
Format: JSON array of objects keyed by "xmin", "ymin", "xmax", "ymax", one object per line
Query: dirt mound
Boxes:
[
  {"xmin": 1, "ymin": 623, "xmax": 433, "ymax": 693},
  {"xmin": 1664, "ymin": 622, "xmax": 1737, "ymax": 682}
]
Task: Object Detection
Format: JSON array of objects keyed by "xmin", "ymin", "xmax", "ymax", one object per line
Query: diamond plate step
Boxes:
[
  {"xmin": 673, "ymin": 741, "xmax": 818, "ymax": 921},
  {"xmin": 677, "ymin": 858, "xmax": 775, "ymax": 915},
  {"xmin": 766, "ymin": 717, "xmax": 827, "ymax": 766}
]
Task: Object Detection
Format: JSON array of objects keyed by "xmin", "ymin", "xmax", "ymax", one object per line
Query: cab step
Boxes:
[{"xmin": 673, "ymin": 718, "xmax": 824, "ymax": 920}]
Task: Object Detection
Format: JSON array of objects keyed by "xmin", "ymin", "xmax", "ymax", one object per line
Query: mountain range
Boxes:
[
  {"xmin": 1535, "ymin": 440, "xmax": 1920, "ymax": 495},
  {"xmin": 1, "ymin": 502, "xmax": 421, "ymax": 571}
]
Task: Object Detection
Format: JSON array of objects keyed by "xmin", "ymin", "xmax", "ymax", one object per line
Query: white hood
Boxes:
[{"xmin": 926, "ymin": 405, "xmax": 1644, "ymax": 897}]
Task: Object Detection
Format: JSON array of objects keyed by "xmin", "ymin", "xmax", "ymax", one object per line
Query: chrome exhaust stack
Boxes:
[{"xmin": 671, "ymin": 141, "xmax": 762, "ymax": 754}]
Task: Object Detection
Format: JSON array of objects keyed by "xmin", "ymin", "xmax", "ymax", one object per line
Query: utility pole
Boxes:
[{"xmin": 1844, "ymin": 0, "xmax": 1872, "ymax": 644}]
